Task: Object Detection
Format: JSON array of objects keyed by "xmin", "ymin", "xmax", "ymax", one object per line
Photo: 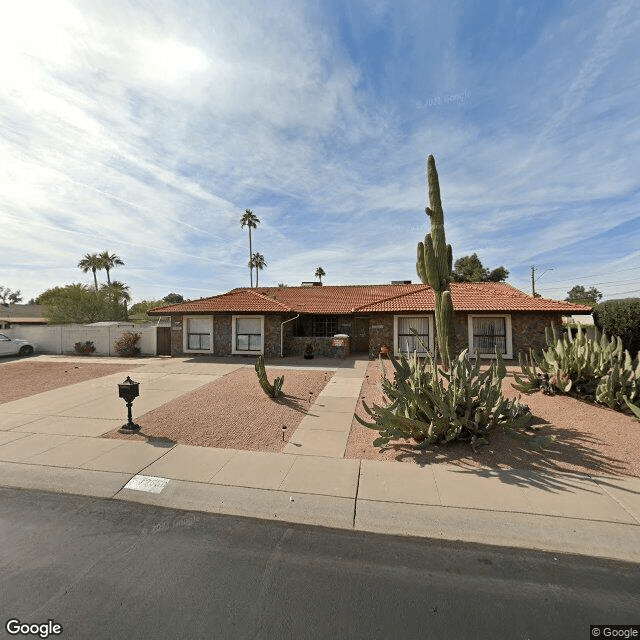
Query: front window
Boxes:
[
  {"xmin": 468, "ymin": 315, "xmax": 512, "ymax": 358},
  {"xmin": 312, "ymin": 316, "xmax": 339, "ymax": 338},
  {"xmin": 234, "ymin": 316, "xmax": 263, "ymax": 352},
  {"xmin": 187, "ymin": 318, "xmax": 211, "ymax": 350},
  {"xmin": 396, "ymin": 316, "xmax": 430, "ymax": 355}
]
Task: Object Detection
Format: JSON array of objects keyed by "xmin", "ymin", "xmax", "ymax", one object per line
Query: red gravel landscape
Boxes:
[
  {"xmin": 104, "ymin": 366, "xmax": 333, "ymax": 452},
  {"xmin": 0, "ymin": 360, "xmax": 140, "ymax": 404},
  {"xmin": 345, "ymin": 360, "xmax": 640, "ymax": 478}
]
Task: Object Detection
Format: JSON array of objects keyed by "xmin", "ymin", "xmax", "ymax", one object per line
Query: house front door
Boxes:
[{"xmin": 353, "ymin": 317, "xmax": 369, "ymax": 352}]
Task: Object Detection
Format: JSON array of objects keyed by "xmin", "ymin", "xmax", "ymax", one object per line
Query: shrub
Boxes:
[
  {"xmin": 356, "ymin": 348, "xmax": 548, "ymax": 451},
  {"xmin": 74, "ymin": 340, "xmax": 95, "ymax": 355},
  {"xmin": 593, "ymin": 299, "xmax": 640, "ymax": 357},
  {"xmin": 113, "ymin": 332, "xmax": 141, "ymax": 357}
]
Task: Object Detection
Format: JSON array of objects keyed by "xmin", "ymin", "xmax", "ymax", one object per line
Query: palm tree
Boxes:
[
  {"xmin": 250, "ymin": 253, "xmax": 266, "ymax": 287},
  {"xmin": 99, "ymin": 251, "xmax": 124, "ymax": 286},
  {"xmin": 315, "ymin": 267, "xmax": 326, "ymax": 283},
  {"xmin": 78, "ymin": 253, "xmax": 103, "ymax": 291},
  {"xmin": 102, "ymin": 280, "xmax": 131, "ymax": 320},
  {"xmin": 240, "ymin": 209, "xmax": 260, "ymax": 287}
]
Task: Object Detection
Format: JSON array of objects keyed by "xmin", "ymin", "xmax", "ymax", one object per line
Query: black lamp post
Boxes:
[{"xmin": 118, "ymin": 376, "xmax": 141, "ymax": 434}]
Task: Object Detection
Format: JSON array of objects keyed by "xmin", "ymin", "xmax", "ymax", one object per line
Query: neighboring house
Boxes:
[
  {"xmin": 0, "ymin": 304, "xmax": 48, "ymax": 330},
  {"xmin": 147, "ymin": 282, "xmax": 592, "ymax": 360}
]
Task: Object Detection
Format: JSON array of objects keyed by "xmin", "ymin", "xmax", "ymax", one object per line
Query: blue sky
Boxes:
[{"xmin": 1, "ymin": 0, "xmax": 639, "ymax": 305}]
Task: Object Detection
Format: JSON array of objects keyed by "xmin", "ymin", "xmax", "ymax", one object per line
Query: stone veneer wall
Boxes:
[
  {"xmin": 282, "ymin": 315, "xmax": 356, "ymax": 357},
  {"xmin": 170, "ymin": 316, "xmax": 183, "ymax": 356},
  {"xmin": 171, "ymin": 311, "xmax": 565, "ymax": 360},
  {"xmin": 368, "ymin": 316, "xmax": 395, "ymax": 360},
  {"xmin": 171, "ymin": 314, "xmax": 282, "ymax": 357},
  {"xmin": 452, "ymin": 312, "xmax": 564, "ymax": 360},
  {"xmin": 511, "ymin": 313, "xmax": 564, "ymax": 357},
  {"xmin": 367, "ymin": 312, "xmax": 564, "ymax": 361}
]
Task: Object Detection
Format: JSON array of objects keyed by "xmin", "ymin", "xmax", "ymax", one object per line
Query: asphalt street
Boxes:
[{"xmin": 1, "ymin": 487, "xmax": 638, "ymax": 640}]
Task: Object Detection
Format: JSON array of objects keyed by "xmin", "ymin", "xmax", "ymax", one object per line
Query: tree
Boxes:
[
  {"xmin": 487, "ymin": 266, "xmax": 509, "ymax": 282},
  {"xmin": 315, "ymin": 267, "xmax": 326, "ymax": 283},
  {"xmin": 0, "ymin": 286, "xmax": 23, "ymax": 306},
  {"xmin": 101, "ymin": 281, "xmax": 131, "ymax": 320},
  {"xmin": 565, "ymin": 285, "xmax": 602, "ymax": 306},
  {"xmin": 78, "ymin": 253, "xmax": 103, "ymax": 291},
  {"xmin": 129, "ymin": 299, "xmax": 165, "ymax": 316},
  {"xmin": 36, "ymin": 284, "xmax": 112, "ymax": 324},
  {"xmin": 240, "ymin": 209, "xmax": 260, "ymax": 287},
  {"xmin": 250, "ymin": 252, "xmax": 266, "ymax": 287},
  {"xmin": 99, "ymin": 251, "xmax": 124, "ymax": 286},
  {"xmin": 163, "ymin": 293, "xmax": 184, "ymax": 304},
  {"xmin": 593, "ymin": 298, "xmax": 640, "ymax": 357},
  {"xmin": 452, "ymin": 253, "xmax": 509, "ymax": 282}
]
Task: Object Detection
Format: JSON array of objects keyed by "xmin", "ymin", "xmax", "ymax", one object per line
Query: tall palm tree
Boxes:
[
  {"xmin": 99, "ymin": 251, "xmax": 124, "ymax": 286},
  {"xmin": 250, "ymin": 253, "xmax": 266, "ymax": 287},
  {"xmin": 78, "ymin": 253, "xmax": 103, "ymax": 291},
  {"xmin": 315, "ymin": 267, "xmax": 326, "ymax": 283},
  {"xmin": 240, "ymin": 209, "xmax": 260, "ymax": 287}
]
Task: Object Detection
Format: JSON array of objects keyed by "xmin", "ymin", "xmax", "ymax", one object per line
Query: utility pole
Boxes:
[{"xmin": 531, "ymin": 266, "xmax": 554, "ymax": 297}]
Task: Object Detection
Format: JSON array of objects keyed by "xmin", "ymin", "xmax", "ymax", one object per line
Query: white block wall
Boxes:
[{"xmin": 4, "ymin": 324, "xmax": 158, "ymax": 356}]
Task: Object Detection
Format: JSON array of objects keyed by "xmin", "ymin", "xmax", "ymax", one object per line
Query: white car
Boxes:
[{"xmin": 0, "ymin": 333, "xmax": 35, "ymax": 357}]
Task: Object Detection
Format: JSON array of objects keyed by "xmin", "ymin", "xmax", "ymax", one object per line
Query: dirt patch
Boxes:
[
  {"xmin": 344, "ymin": 360, "xmax": 640, "ymax": 478},
  {"xmin": 0, "ymin": 360, "xmax": 140, "ymax": 404},
  {"xmin": 104, "ymin": 367, "xmax": 333, "ymax": 452}
]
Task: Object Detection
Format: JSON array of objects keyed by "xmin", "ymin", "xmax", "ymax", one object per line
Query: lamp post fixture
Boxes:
[{"xmin": 118, "ymin": 376, "xmax": 141, "ymax": 434}]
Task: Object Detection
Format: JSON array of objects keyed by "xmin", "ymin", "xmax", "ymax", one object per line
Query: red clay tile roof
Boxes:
[{"xmin": 148, "ymin": 283, "xmax": 592, "ymax": 315}]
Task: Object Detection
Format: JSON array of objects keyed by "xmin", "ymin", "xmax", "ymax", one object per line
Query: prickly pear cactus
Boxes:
[{"xmin": 416, "ymin": 155, "xmax": 454, "ymax": 368}]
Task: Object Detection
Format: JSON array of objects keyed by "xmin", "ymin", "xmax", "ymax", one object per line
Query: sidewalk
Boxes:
[{"xmin": 1, "ymin": 356, "xmax": 639, "ymax": 564}]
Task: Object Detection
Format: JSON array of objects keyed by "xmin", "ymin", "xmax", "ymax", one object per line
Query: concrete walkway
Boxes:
[{"xmin": 1, "ymin": 355, "xmax": 639, "ymax": 564}]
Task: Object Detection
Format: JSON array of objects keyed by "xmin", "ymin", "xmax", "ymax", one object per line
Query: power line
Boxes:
[
  {"xmin": 540, "ymin": 277, "xmax": 640, "ymax": 292},
  {"xmin": 538, "ymin": 265, "xmax": 640, "ymax": 284}
]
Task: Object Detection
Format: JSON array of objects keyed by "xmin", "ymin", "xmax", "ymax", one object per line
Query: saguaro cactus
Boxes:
[{"xmin": 416, "ymin": 155, "xmax": 455, "ymax": 368}]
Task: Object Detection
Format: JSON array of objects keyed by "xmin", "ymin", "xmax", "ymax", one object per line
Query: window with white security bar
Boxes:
[
  {"xmin": 235, "ymin": 317, "xmax": 262, "ymax": 351},
  {"xmin": 471, "ymin": 316, "xmax": 507, "ymax": 355},
  {"xmin": 397, "ymin": 316, "xmax": 429, "ymax": 355},
  {"xmin": 187, "ymin": 317, "xmax": 211, "ymax": 350}
]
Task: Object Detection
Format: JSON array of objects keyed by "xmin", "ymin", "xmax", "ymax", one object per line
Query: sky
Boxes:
[{"xmin": 1, "ymin": 0, "xmax": 639, "ymax": 306}]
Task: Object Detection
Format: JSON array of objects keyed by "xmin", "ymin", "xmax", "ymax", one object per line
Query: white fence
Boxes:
[{"xmin": 4, "ymin": 324, "xmax": 158, "ymax": 356}]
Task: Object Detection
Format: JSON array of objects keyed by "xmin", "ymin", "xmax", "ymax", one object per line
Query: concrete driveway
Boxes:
[{"xmin": 0, "ymin": 355, "xmax": 639, "ymax": 564}]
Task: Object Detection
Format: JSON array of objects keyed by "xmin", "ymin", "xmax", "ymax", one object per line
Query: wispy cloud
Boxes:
[{"xmin": 0, "ymin": 0, "xmax": 638, "ymax": 303}]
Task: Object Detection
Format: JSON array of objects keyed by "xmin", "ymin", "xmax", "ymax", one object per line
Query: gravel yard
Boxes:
[
  {"xmin": 0, "ymin": 359, "xmax": 140, "ymax": 404},
  {"xmin": 104, "ymin": 366, "xmax": 333, "ymax": 452},
  {"xmin": 345, "ymin": 360, "xmax": 640, "ymax": 478}
]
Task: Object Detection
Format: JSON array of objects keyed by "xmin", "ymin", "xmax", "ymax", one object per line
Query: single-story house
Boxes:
[
  {"xmin": 0, "ymin": 304, "xmax": 48, "ymax": 330},
  {"xmin": 147, "ymin": 282, "xmax": 592, "ymax": 360}
]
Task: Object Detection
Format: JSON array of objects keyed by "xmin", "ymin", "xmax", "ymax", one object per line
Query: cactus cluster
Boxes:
[
  {"xmin": 356, "ymin": 347, "xmax": 548, "ymax": 451},
  {"xmin": 255, "ymin": 355, "xmax": 284, "ymax": 398},
  {"xmin": 513, "ymin": 324, "xmax": 640, "ymax": 419},
  {"xmin": 416, "ymin": 155, "xmax": 455, "ymax": 368}
]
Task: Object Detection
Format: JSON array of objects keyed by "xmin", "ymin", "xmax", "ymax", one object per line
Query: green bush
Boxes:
[
  {"xmin": 356, "ymin": 348, "xmax": 549, "ymax": 451},
  {"xmin": 113, "ymin": 332, "xmax": 141, "ymax": 357},
  {"xmin": 593, "ymin": 299, "xmax": 640, "ymax": 357}
]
